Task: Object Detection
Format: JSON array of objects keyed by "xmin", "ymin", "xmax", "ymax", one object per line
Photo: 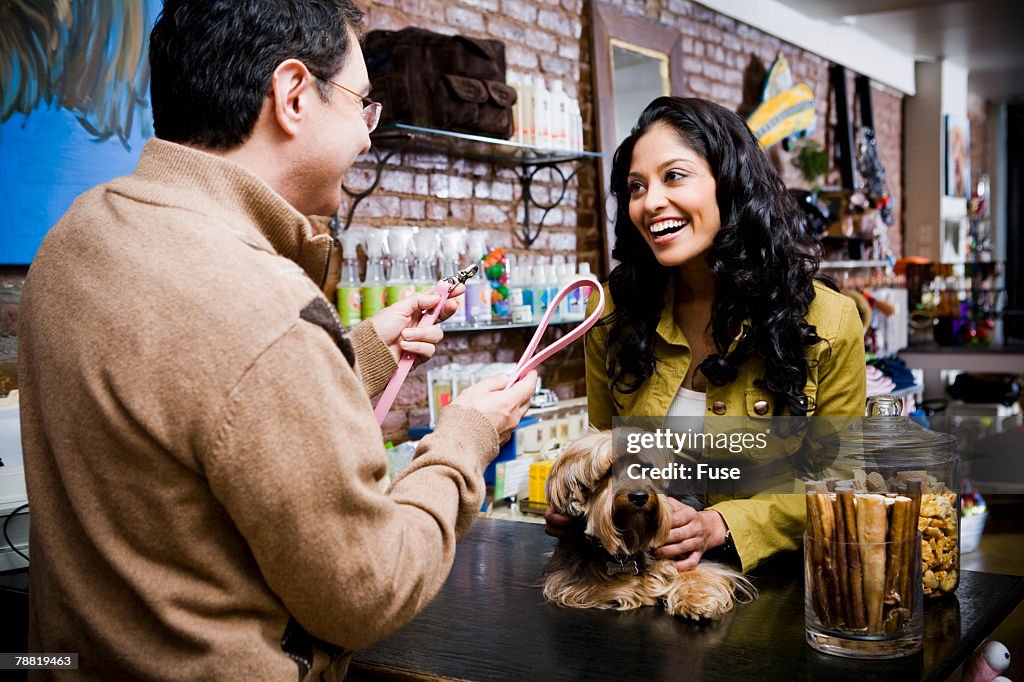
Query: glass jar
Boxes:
[
  {"xmin": 805, "ymin": 530, "xmax": 922, "ymax": 658},
  {"xmin": 820, "ymin": 396, "xmax": 961, "ymax": 598}
]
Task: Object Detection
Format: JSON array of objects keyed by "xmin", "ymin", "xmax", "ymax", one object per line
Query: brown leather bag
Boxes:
[{"xmin": 365, "ymin": 28, "xmax": 517, "ymax": 139}]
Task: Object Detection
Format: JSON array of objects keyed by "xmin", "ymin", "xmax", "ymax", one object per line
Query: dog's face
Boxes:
[{"xmin": 546, "ymin": 431, "xmax": 671, "ymax": 556}]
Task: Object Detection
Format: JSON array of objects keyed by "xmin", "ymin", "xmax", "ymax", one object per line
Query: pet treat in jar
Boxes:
[{"xmin": 820, "ymin": 396, "xmax": 961, "ymax": 598}]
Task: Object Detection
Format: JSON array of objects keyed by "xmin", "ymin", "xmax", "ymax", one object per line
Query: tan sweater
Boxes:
[{"xmin": 18, "ymin": 139, "xmax": 499, "ymax": 680}]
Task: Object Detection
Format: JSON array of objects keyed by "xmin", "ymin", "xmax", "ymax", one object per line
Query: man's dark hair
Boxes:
[{"xmin": 150, "ymin": 0, "xmax": 364, "ymax": 149}]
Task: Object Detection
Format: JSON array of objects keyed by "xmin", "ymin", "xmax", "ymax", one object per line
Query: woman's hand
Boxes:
[
  {"xmin": 544, "ymin": 507, "xmax": 578, "ymax": 540},
  {"xmin": 655, "ymin": 497, "xmax": 728, "ymax": 571},
  {"xmin": 370, "ymin": 284, "xmax": 465, "ymax": 365}
]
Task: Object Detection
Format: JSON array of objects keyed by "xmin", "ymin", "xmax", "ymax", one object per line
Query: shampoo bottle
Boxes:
[
  {"xmin": 439, "ymin": 228, "xmax": 468, "ymax": 326},
  {"xmin": 361, "ymin": 229, "xmax": 388, "ymax": 318},
  {"xmin": 464, "ymin": 232, "xmax": 492, "ymax": 324},
  {"xmin": 385, "ymin": 228, "xmax": 416, "ymax": 305},
  {"xmin": 335, "ymin": 229, "xmax": 363, "ymax": 327}
]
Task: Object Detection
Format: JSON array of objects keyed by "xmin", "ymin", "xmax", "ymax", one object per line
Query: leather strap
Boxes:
[
  {"xmin": 374, "ymin": 279, "xmax": 456, "ymax": 424},
  {"xmin": 505, "ymin": 278, "xmax": 604, "ymax": 389}
]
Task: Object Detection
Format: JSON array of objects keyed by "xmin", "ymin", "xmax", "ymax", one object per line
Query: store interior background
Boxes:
[{"xmin": 1, "ymin": 0, "xmax": 1023, "ymax": 677}]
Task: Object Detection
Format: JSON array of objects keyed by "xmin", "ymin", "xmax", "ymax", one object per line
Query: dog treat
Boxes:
[
  {"xmin": 849, "ymin": 469, "xmax": 959, "ymax": 597},
  {"xmin": 838, "ymin": 489, "xmax": 866, "ymax": 630},
  {"xmin": 805, "ymin": 483, "xmax": 920, "ymax": 637},
  {"xmin": 919, "ymin": 490, "xmax": 958, "ymax": 597},
  {"xmin": 856, "ymin": 495, "xmax": 887, "ymax": 632}
]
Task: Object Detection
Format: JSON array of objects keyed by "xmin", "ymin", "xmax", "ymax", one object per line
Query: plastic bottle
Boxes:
[
  {"xmin": 510, "ymin": 73, "xmax": 525, "ymax": 144},
  {"xmin": 569, "ymin": 99, "xmax": 583, "ymax": 152},
  {"xmin": 335, "ymin": 229, "xmax": 363, "ymax": 327},
  {"xmin": 539, "ymin": 263, "xmax": 560, "ymax": 322},
  {"xmin": 385, "ymin": 228, "xmax": 416, "ymax": 305},
  {"xmin": 563, "ymin": 261, "xmax": 597, "ymax": 322},
  {"xmin": 533, "ymin": 76, "xmax": 551, "ymax": 149},
  {"xmin": 464, "ymin": 231, "xmax": 492, "ymax": 324},
  {"xmin": 520, "ymin": 261, "xmax": 536, "ymax": 320},
  {"xmin": 531, "ymin": 258, "xmax": 550, "ymax": 320},
  {"xmin": 550, "ymin": 80, "xmax": 568, "ymax": 151},
  {"xmin": 439, "ymin": 228, "xmax": 468, "ymax": 327},
  {"xmin": 413, "ymin": 229, "xmax": 439, "ymax": 293},
  {"xmin": 507, "ymin": 254, "xmax": 531, "ymax": 324},
  {"xmin": 361, "ymin": 229, "xmax": 388, "ymax": 319},
  {"xmin": 519, "ymin": 74, "xmax": 535, "ymax": 146}
]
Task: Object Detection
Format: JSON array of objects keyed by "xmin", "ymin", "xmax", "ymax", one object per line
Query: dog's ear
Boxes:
[{"xmin": 545, "ymin": 430, "xmax": 615, "ymax": 517}]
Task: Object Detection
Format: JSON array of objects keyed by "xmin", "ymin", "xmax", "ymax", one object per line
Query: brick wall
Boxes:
[
  {"xmin": 2, "ymin": 0, "xmax": 907, "ymax": 444},
  {"xmin": 352, "ymin": 0, "xmax": 905, "ymax": 441}
]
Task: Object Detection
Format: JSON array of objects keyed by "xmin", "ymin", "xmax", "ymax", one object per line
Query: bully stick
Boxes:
[
  {"xmin": 838, "ymin": 488, "xmax": 867, "ymax": 630},
  {"xmin": 805, "ymin": 483, "xmax": 841, "ymax": 625},
  {"xmin": 857, "ymin": 494, "xmax": 888, "ymax": 634},
  {"xmin": 815, "ymin": 490, "xmax": 844, "ymax": 625},
  {"xmin": 884, "ymin": 496, "xmax": 913, "ymax": 633},
  {"xmin": 901, "ymin": 479, "xmax": 923, "ymax": 611},
  {"xmin": 805, "ymin": 485, "xmax": 831, "ymax": 623},
  {"xmin": 885, "ymin": 496, "xmax": 911, "ymax": 605},
  {"xmin": 831, "ymin": 495, "xmax": 850, "ymax": 627}
]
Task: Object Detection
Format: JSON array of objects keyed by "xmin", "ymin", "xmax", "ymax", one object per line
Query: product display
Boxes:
[
  {"xmin": 804, "ymin": 483, "xmax": 922, "ymax": 658},
  {"xmin": 822, "ymin": 395, "xmax": 961, "ymax": 599}
]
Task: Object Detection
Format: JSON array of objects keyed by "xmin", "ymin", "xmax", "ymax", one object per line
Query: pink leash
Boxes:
[
  {"xmin": 373, "ymin": 272, "xmax": 605, "ymax": 423},
  {"xmin": 374, "ymin": 266, "xmax": 478, "ymax": 424},
  {"xmin": 504, "ymin": 278, "xmax": 605, "ymax": 389}
]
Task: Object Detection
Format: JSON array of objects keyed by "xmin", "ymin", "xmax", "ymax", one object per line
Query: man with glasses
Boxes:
[{"xmin": 18, "ymin": 1, "xmax": 536, "ymax": 679}]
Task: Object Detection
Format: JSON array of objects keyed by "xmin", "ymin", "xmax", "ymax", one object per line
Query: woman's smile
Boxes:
[{"xmin": 627, "ymin": 123, "xmax": 721, "ymax": 267}]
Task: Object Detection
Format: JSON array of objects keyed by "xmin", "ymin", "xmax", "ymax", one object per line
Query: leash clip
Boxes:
[{"xmin": 444, "ymin": 265, "xmax": 478, "ymax": 293}]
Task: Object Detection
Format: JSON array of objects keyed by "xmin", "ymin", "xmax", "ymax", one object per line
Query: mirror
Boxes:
[
  {"xmin": 611, "ymin": 41, "xmax": 671, "ymax": 145},
  {"xmin": 591, "ymin": 2, "xmax": 684, "ymax": 272}
]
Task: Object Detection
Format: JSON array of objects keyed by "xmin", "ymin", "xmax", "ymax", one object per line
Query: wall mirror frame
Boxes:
[{"xmin": 591, "ymin": 1, "xmax": 685, "ymax": 272}]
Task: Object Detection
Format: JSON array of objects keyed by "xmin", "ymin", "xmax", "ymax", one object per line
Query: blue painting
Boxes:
[{"xmin": 1, "ymin": 1, "xmax": 160, "ymax": 264}]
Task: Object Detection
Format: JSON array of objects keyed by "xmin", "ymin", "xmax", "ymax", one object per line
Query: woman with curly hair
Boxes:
[{"xmin": 547, "ymin": 97, "xmax": 866, "ymax": 572}]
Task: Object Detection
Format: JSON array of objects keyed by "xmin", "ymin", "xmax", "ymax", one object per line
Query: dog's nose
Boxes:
[{"xmin": 627, "ymin": 491, "xmax": 649, "ymax": 507}]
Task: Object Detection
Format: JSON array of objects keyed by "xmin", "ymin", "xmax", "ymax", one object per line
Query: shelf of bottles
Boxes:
[
  {"xmin": 334, "ymin": 123, "xmax": 601, "ymax": 247},
  {"xmin": 905, "ymin": 261, "xmax": 1004, "ymax": 347}
]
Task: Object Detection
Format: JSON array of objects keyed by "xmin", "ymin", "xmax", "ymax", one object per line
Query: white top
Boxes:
[{"xmin": 666, "ymin": 386, "xmax": 706, "ymax": 418}]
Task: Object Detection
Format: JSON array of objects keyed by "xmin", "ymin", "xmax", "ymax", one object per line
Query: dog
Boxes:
[{"xmin": 543, "ymin": 431, "xmax": 755, "ymax": 620}]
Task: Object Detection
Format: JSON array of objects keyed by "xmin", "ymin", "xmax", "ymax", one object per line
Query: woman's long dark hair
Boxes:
[{"xmin": 605, "ymin": 97, "xmax": 826, "ymax": 415}]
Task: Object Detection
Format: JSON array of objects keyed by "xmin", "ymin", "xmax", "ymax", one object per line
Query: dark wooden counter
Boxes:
[{"xmin": 350, "ymin": 518, "xmax": 1024, "ymax": 682}]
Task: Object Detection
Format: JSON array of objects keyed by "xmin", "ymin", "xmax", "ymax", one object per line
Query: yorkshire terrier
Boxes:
[{"xmin": 543, "ymin": 431, "xmax": 755, "ymax": 620}]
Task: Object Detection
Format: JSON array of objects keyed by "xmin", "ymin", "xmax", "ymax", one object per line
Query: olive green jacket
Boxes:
[{"xmin": 585, "ymin": 280, "xmax": 867, "ymax": 571}]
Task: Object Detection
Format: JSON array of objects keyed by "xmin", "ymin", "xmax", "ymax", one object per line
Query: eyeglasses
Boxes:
[{"xmin": 318, "ymin": 77, "xmax": 382, "ymax": 133}]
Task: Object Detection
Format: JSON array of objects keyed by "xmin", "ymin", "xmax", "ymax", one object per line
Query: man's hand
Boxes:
[
  {"xmin": 654, "ymin": 497, "xmax": 728, "ymax": 571},
  {"xmin": 450, "ymin": 371, "xmax": 537, "ymax": 445},
  {"xmin": 370, "ymin": 284, "xmax": 465, "ymax": 365}
]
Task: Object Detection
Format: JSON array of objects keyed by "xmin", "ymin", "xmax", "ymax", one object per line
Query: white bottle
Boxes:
[
  {"xmin": 412, "ymin": 229, "xmax": 439, "ymax": 292},
  {"xmin": 510, "ymin": 73, "xmax": 524, "ymax": 144},
  {"xmin": 519, "ymin": 75, "xmax": 535, "ymax": 146},
  {"xmin": 439, "ymin": 228, "xmax": 467, "ymax": 326},
  {"xmin": 361, "ymin": 229, "xmax": 388, "ymax": 319},
  {"xmin": 542, "ymin": 263, "xmax": 561, "ymax": 323},
  {"xmin": 508, "ymin": 255, "xmax": 533, "ymax": 324},
  {"xmin": 570, "ymin": 99, "xmax": 583, "ymax": 152},
  {"xmin": 564, "ymin": 262, "xmax": 597, "ymax": 322},
  {"xmin": 550, "ymin": 80, "xmax": 568, "ymax": 151},
  {"xmin": 464, "ymin": 232, "xmax": 492, "ymax": 324},
  {"xmin": 533, "ymin": 76, "xmax": 551, "ymax": 149},
  {"xmin": 385, "ymin": 228, "xmax": 416, "ymax": 305}
]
